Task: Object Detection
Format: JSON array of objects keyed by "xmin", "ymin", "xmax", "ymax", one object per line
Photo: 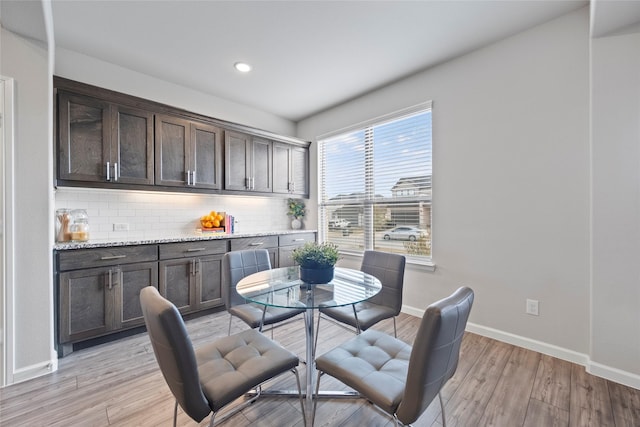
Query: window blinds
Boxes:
[{"xmin": 319, "ymin": 104, "xmax": 432, "ymax": 260}]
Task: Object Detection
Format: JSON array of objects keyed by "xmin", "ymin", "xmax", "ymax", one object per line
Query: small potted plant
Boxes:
[
  {"xmin": 287, "ymin": 198, "xmax": 305, "ymax": 229},
  {"xmin": 292, "ymin": 241, "xmax": 340, "ymax": 284}
]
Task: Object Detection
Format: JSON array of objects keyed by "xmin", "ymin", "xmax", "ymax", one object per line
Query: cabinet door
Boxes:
[
  {"xmin": 155, "ymin": 115, "xmax": 190, "ymax": 187},
  {"xmin": 159, "ymin": 258, "xmax": 196, "ymax": 314},
  {"xmin": 191, "ymin": 122, "xmax": 222, "ymax": 190},
  {"xmin": 273, "ymin": 143, "xmax": 309, "ymax": 196},
  {"xmin": 278, "ymin": 246, "xmax": 297, "ymax": 268},
  {"xmin": 115, "ymin": 262, "xmax": 159, "ymax": 329},
  {"xmin": 112, "ymin": 105, "xmax": 154, "ymax": 185},
  {"xmin": 58, "ymin": 91, "xmax": 111, "ymax": 182},
  {"xmin": 224, "ymin": 131, "xmax": 251, "ymax": 190},
  {"xmin": 195, "ymin": 255, "xmax": 223, "ymax": 310},
  {"xmin": 272, "ymin": 142, "xmax": 291, "ymax": 194},
  {"xmin": 290, "ymin": 145, "xmax": 309, "ymax": 196},
  {"xmin": 251, "ymin": 136, "xmax": 272, "ymax": 193},
  {"xmin": 59, "ymin": 267, "xmax": 114, "ymax": 343}
]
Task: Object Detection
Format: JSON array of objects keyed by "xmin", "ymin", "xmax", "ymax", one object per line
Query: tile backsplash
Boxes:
[{"xmin": 55, "ymin": 187, "xmax": 298, "ymax": 240}]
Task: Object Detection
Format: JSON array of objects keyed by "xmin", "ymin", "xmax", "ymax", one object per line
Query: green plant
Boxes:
[
  {"xmin": 287, "ymin": 198, "xmax": 306, "ymax": 219},
  {"xmin": 292, "ymin": 241, "xmax": 340, "ymax": 269}
]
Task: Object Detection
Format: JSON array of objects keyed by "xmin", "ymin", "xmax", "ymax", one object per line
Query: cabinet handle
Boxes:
[
  {"xmin": 293, "ymin": 239, "xmax": 305, "ymax": 242},
  {"xmin": 100, "ymin": 255, "xmax": 127, "ymax": 260},
  {"xmin": 249, "ymin": 242, "xmax": 263, "ymax": 246},
  {"xmin": 187, "ymin": 247, "xmax": 206, "ymax": 252},
  {"xmin": 113, "ymin": 162, "xmax": 119, "ymax": 182},
  {"xmin": 106, "ymin": 161, "xmax": 111, "ymax": 181},
  {"xmin": 252, "ymin": 177, "xmax": 255, "ymax": 190},
  {"xmin": 186, "ymin": 170, "xmax": 191, "ymax": 186},
  {"xmin": 107, "ymin": 269, "xmax": 113, "ymax": 290},
  {"xmin": 191, "ymin": 170, "xmax": 196, "ymax": 186},
  {"xmin": 191, "ymin": 259, "xmax": 196, "ymax": 276}
]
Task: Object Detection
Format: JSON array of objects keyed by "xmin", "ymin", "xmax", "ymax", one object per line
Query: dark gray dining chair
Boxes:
[
  {"xmin": 313, "ymin": 286, "xmax": 474, "ymax": 427},
  {"xmin": 222, "ymin": 249, "xmax": 305, "ymax": 335},
  {"xmin": 140, "ymin": 286, "xmax": 305, "ymax": 427},
  {"xmin": 315, "ymin": 250, "xmax": 405, "ymax": 350}
]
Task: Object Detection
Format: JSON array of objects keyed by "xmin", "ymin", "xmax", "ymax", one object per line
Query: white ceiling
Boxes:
[{"xmin": 4, "ymin": 1, "xmax": 589, "ymax": 122}]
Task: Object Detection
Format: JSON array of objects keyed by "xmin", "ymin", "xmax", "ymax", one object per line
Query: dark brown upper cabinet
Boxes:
[
  {"xmin": 273, "ymin": 142, "xmax": 309, "ymax": 196},
  {"xmin": 224, "ymin": 131, "xmax": 273, "ymax": 193},
  {"xmin": 54, "ymin": 77, "xmax": 309, "ymax": 197},
  {"xmin": 155, "ymin": 115, "xmax": 222, "ymax": 190},
  {"xmin": 58, "ymin": 91, "xmax": 154, "ymax": 185}
]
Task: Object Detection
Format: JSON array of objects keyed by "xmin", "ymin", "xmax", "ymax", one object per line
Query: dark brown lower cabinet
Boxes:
[
  {"xmin": 58, "ymin": 261, "xmax": 158, "ymax": 346},
  {"xmin": 158, "ymin": 254, "xmax": 223, "ymax": 315},
  {"xmin": 55, "ymin": 233, "xmax": 315, "ymax": 355},
  {"xmin": 157, "ymin": 240, "xmax": 227, "ymax": 315}
]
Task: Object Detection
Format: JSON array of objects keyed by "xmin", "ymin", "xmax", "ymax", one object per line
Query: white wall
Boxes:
[
  {"xmin": 299, "ymin": 7, "xmax": 592, "ymax": 362},
  {"xmin": 55, "ymin": 48, "xmax": 296, "ymax": 137},
  {"xmin": 591, "ymin": 27, "xmax": 640, "ymax": 384},
  {"xmin": 0, "ymin": 27, "xmax": 56, "ymax": 381}
]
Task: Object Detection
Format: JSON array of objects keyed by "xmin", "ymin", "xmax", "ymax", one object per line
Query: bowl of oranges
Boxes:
[{"xmin": 200, "ymin": 211, "xmax": 225, "ymax": 229}]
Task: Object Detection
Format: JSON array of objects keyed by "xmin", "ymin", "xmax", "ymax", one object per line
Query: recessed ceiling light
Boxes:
[{"xmin": 234, "ymin": 62, "xmax": 251, "ymax": 73}]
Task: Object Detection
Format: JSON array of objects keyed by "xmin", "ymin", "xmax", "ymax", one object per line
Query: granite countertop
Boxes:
[{"xmin": 54, "ymin": 230, "xmax": 317, "ymax": 250}]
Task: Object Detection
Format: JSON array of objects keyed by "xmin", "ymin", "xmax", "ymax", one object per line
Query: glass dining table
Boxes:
[{"xmin": 236, "ymin": 266, "xmax": 382, "ymax": 420}]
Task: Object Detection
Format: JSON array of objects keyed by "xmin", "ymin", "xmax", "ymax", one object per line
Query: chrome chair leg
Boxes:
[
  {"xmin": 312, "ymin": 370, "xmax": 323, "ymax": 424},
  {"xmin": 439, "ymin": 391, "xmax": 446, "ymax": 427},
  {"xmin": 292, "ymin": 368, "xmax": 307, "ymax": 426},
  {"xmin": 173, "ymin": 400, "xmax": 178, "ymax": 427},
  {"xmin": 227, "ymin": 315, "xmax": 233, "ymax": 336},
  {"xmin": 393, "ymin": 317, "xmax": 397, "ymax": 338}
]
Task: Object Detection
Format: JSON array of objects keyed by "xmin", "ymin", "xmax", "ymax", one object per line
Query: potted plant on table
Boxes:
[
  {"xmin": 287, "ymin": 198, "xmax": 306, "ymax": 230},
  {"xmin": 292, "ymin": 241, "xmax": 341, "ymax": 285}
]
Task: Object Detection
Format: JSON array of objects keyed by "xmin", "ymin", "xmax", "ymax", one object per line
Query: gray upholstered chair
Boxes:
[
  {"xmin": 223, "ymin": 249, "xmax": 305, "ymax": 335},
  {"xmin": 313, "ymin": 286, "xmax": 474, "ymax": 427},
  {"xmin": 140, "ymin": 286, "xmax": 305, "ymax": 427},
  {"xmin": 315, "ymin": 250, "xmax": 405, "ymax": 349}
]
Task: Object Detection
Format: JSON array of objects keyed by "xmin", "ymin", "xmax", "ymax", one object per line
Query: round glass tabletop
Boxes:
[{"xmin": 236, "ymin": 266, "xmax": 382, "ymax": 309}]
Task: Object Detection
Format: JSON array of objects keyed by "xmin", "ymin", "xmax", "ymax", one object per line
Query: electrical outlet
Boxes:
[
  {"xmin": 526, "ymin": 299, "xmax": 539, "ymax": 316},
  {"xmin": 113, "ymin": 223, "xmax": 129, "ymax": 232}
]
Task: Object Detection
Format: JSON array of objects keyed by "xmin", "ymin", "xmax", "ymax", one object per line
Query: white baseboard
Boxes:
[
  {"xmin": 464, "ymin": 322, "xmax": 590, "ymax": 366},
  {"xmin": 588, "ymin": 361, "xmax": 640, "ymax": 390},
  {"xmin": 401, "ymin": 305, "xmax": 640, "ymax": 390},
  {"xmin": 11, "ymin": 356, "xmax": 57, "ymax": 385}
]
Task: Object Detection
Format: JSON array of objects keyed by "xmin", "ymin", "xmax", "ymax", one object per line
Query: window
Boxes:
[{"xmin": 319, "ymin": 102, "xmax": 432, "ymax": 262}]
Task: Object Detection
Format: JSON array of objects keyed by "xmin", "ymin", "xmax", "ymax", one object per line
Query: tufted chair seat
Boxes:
[
  {"xmin": 316, "ymin": 329, "xmax": 411, "ymax": 414},
  {"xmin": 195, "ymin": 330, "xmax": 300, "ymax": 412}
]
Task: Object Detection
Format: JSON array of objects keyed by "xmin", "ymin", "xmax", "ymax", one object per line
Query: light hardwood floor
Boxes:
[{"xmin": 1, "ymin": 310, "xmax": 639, "ymax": 427}]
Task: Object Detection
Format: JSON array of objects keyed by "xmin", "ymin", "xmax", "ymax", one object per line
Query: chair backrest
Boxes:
[
  {"xmin": 222, "ymin": 249, "xmax": 271, "ymax": 308},
  {"xmin": 139, "ymin": 286, "xmax": 211, "ymax": 423},
  {"xmin": 395, "ymin": 286, "xmax": 474, "ymax": 425},
  {"xmin": 360, "ymin": 250, "xmax": 406, "ymax": 314}
]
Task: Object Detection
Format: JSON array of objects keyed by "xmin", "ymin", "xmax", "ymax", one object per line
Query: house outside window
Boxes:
[{"xmin": 318, "ymin": 102, "xmax": 432, "ymax": 262}]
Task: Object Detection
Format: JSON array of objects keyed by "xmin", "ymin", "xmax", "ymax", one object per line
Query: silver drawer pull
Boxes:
[
  {"xmin": 187, "ymin": 247, "xmax": 206, "ymax": 252},
  {"xmin": 293, "ymin": 239, "xmax": 305, "ymax": 242},
  {"xmin": 249, "ymin": 242, "xmax": 264, "ymax": 246},
  {"xmin": 100, "ymin": 255, "xmax": 127, "ymax": 260}
]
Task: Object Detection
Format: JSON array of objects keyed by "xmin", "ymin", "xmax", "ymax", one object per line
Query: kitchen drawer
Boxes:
[
  {"xmin": 58, "ymin": 245, "xmax": 158, "ymax": 271},
  {"xmin": 159, "ymin": 240, "xmax": 228, "ymax": 260},
  {"xmin": 278, "ymin": 232, "xmax": 315, "ymax": 247},
  {"xmin": 230, "ymin": 235, "xmax": 278, "ymax": 251}
]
